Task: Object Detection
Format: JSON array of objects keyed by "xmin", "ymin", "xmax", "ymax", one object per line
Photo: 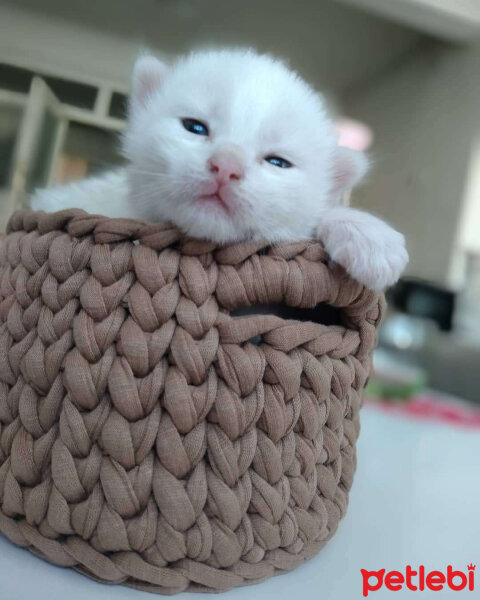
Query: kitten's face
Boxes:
[{"xmin": 123, "ymin": 50, "xmax": 365, "ymax": 242}]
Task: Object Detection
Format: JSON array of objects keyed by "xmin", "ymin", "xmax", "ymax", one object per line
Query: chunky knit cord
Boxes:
[{"xmin": 0, "ymin": 210, "xmax": 384, "ymax": 594}]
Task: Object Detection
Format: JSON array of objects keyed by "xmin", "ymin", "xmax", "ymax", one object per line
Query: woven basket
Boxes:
[{"xmin": 0, "ymin": 209, "xmax": 383, "ymax": 594}]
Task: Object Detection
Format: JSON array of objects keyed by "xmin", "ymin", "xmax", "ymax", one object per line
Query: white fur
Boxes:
[
  {"xmin": 31, "ymin": 170, "xmax": 131, "ymax": 217},
  {"xmin": 30, "ymin": 48, "xmax": 408, "ymax": 289}
]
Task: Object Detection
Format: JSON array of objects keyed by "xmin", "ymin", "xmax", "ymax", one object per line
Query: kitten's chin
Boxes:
[{"xmin": 179, "ymin": 201, "xmax": 247, "ymax": 243}]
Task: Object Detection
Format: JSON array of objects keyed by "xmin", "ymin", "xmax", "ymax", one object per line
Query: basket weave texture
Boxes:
[{"xmin": 0, "ymin": 210, "xmax": 383, "ymax": 594}]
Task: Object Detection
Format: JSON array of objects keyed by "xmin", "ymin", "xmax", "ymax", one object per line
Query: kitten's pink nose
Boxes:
[{"xmin": 208, "ymin": 151, "xmax": 245, "ymax": 184}]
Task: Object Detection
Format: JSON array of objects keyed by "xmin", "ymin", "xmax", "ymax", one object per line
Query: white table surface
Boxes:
[{"xmin": 1, "ymin": 404, "xmax": 479, "ymax": 600}]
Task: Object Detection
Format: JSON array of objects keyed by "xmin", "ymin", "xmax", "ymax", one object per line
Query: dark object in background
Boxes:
[{"xmin": 388, "ymin": 278, "xmax": 455, "ymax": 332}]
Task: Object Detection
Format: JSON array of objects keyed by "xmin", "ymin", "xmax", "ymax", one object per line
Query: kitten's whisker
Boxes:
[
  {"xmin": 128, "ymin": 169, "xmax": 173, "ymax": 178},
  {"xmin": 129, "ymin": 168, "xmax": 205, "ymax": 185},
  {"xmin": 129, "ymin": 167, "xmax": 204, "ymax": 181}
]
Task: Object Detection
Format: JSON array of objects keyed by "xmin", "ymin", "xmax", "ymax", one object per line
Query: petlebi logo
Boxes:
[{"xmin": 361, "ymin": 564, "xmax": 475, "ymax": 596}]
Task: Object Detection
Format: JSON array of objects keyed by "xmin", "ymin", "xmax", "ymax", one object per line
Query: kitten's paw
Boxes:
[{"xmin": 317, "ymin": 209, "xmax": 408, "ymax": 291}]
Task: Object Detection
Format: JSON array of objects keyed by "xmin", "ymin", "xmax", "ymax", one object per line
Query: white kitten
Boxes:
[{"xmin": 31, "ymin": 49, "xmax": 408, "ymax": 290}]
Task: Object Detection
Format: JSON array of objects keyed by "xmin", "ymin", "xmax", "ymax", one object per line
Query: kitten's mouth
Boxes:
[{"xmin": 198, "ymin": 192, "xmax": 231, "ymax": 214}]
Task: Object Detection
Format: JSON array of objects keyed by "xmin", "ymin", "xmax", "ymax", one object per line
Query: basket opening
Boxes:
[
  {"xmin": 230, "ymin": 302, "xmax": 341, "ymax": 324},
  {"xmin": 230, "ymin": 302, "xmax": 342, "ymax": 344}
]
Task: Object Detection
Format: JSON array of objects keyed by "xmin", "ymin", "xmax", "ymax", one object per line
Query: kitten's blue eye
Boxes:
[
  {"xmin": 182, "ymin": 118, "xmax": 209, "ymax": 136},
  {"xmin": 265, "ymin": 155, "xmax": 293, "ymax": 168}
]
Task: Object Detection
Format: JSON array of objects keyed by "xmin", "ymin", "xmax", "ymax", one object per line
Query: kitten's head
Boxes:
[{"xmin": 123, "ymin": 49, "xmax": 367, "ymax": 242}]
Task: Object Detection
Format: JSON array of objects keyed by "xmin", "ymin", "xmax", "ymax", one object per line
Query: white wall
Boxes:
[
  {"xmin": 337, "ymin": 0, "xmax": 480, "ymax": 41},
  {"xmin": 0, "ymin": 0, "xmax": 421, "ymax": 94},
  {"xmin": 345, "ymin": 40, "xmax": 480, "ymax": 288},
  {"xmin": 0, "ymin": 4, "xmax": 140, "ymax": 90},
  {"xmin": 458, "ymin": 132, "xmax": 480, "ymax": 255}
]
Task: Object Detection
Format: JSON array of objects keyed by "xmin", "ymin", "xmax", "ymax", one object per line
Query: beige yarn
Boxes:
[{"xmin": 0, "ymin": 209, "xmax": 384, "ymax": 594}]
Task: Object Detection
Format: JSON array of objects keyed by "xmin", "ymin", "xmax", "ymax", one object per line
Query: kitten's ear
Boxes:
[
  {"xmin": 131, "ymin": 54, "xmax": 168, "ymax": 110},
  {"xmin": 330, "ymin": 147, "xmax": 369, "ymax": 201}
]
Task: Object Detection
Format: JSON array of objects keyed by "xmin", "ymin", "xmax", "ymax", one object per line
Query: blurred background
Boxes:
[{"xmin": 0, "ymin": 0, "xmax": 479, "ymax": 407}]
